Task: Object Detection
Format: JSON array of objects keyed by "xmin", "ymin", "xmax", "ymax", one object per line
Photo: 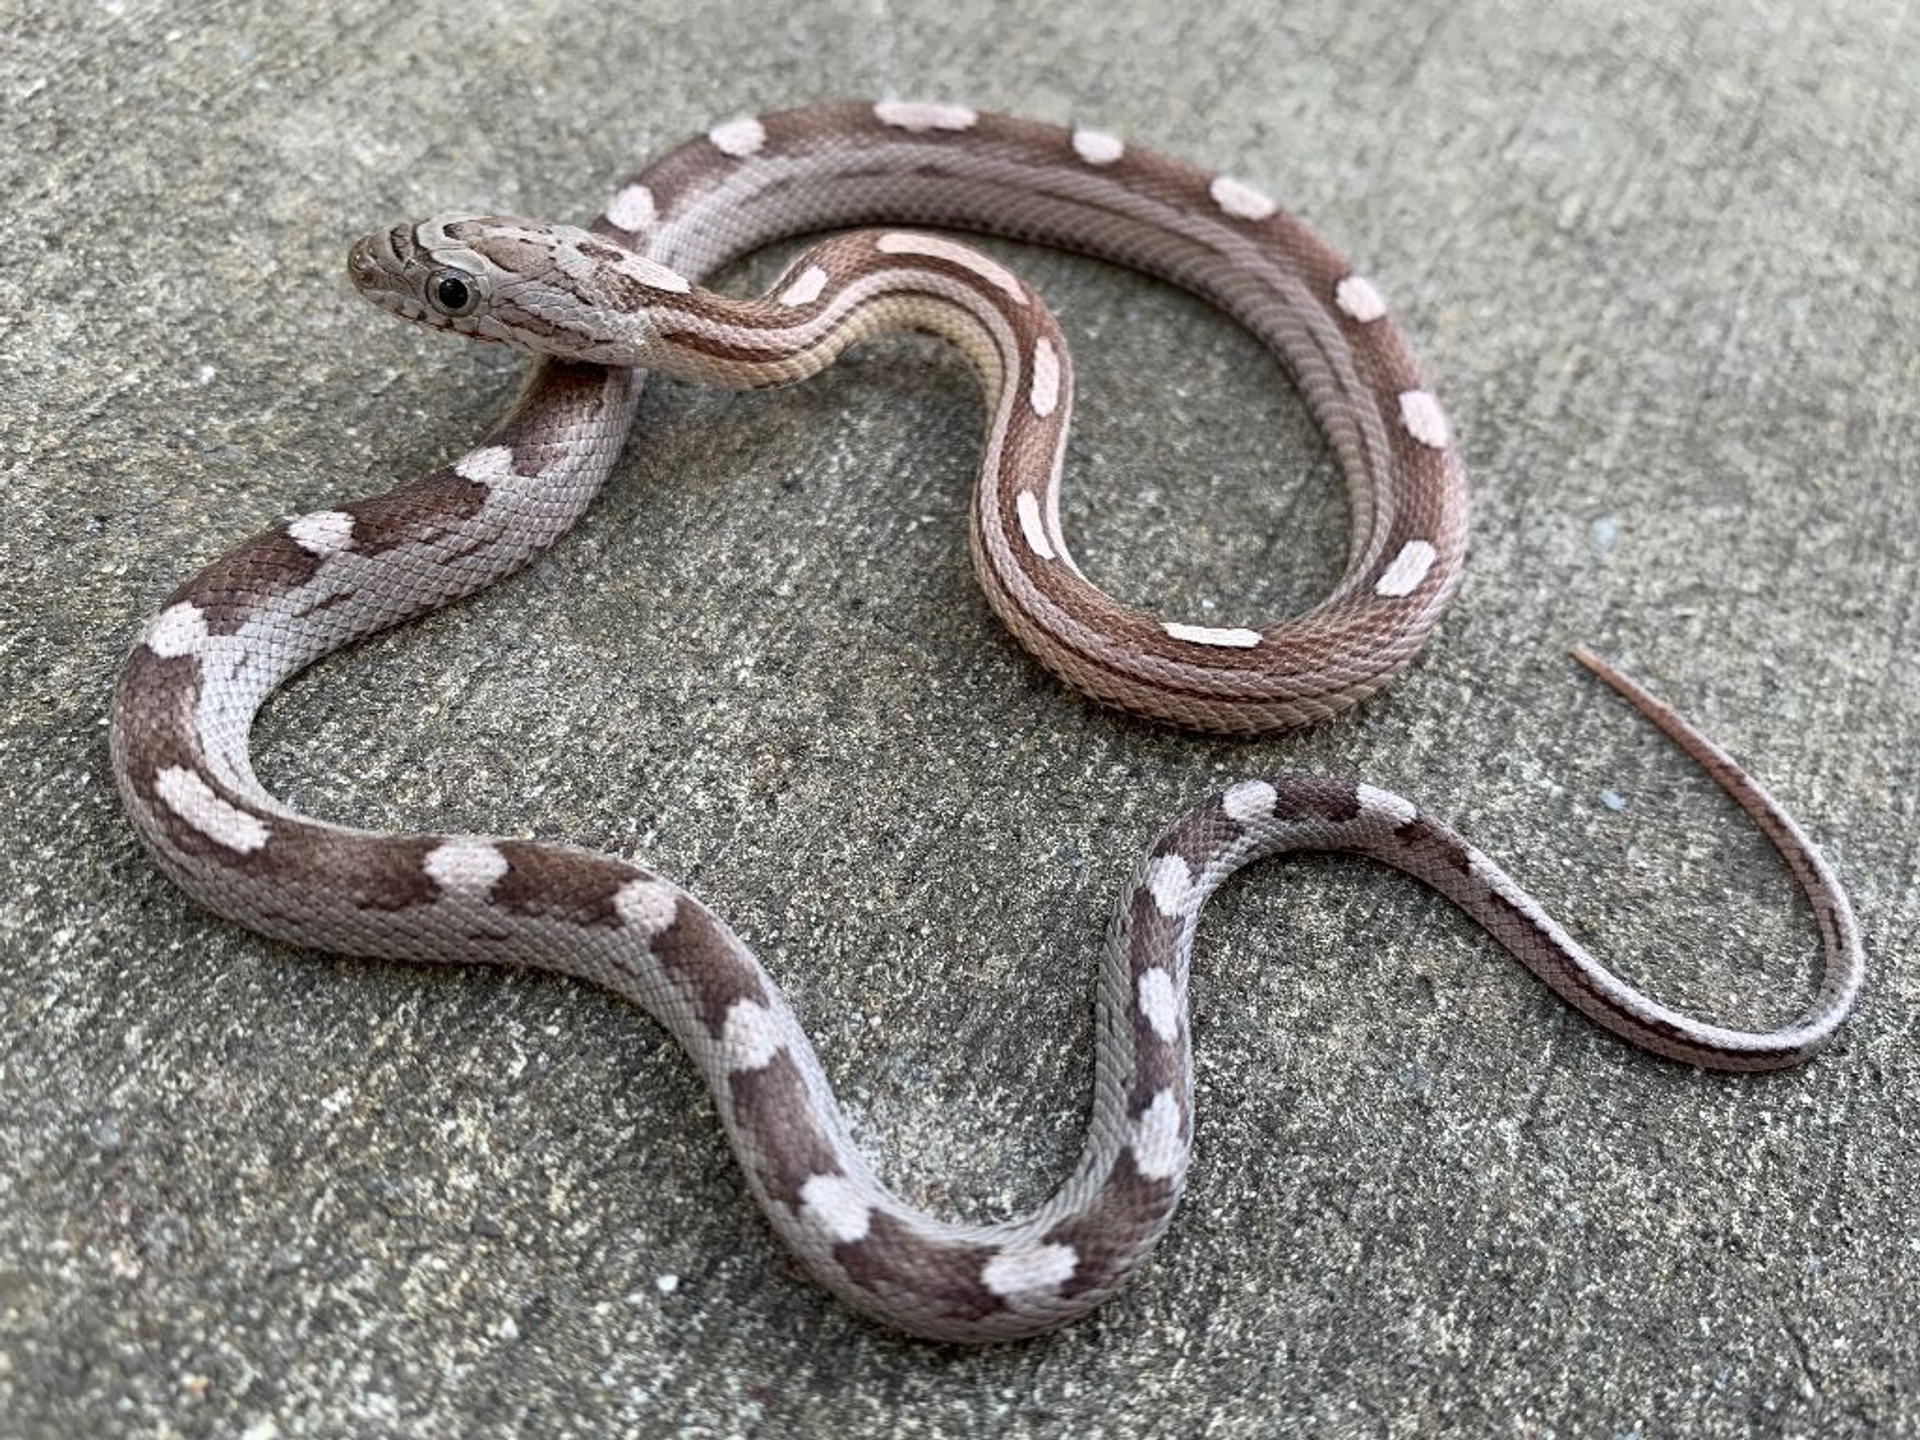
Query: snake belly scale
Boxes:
[{"xmin": 110, "ymin": 102, "xmax": 1863, "ymax": 1342}]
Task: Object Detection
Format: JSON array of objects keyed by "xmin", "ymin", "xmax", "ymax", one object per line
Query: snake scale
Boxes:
[{"xmin": 110, "ymin": 102, "xmax": 1863, "ymax": 1342}]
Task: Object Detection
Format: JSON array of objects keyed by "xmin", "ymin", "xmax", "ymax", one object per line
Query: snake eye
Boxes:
[{"xmin": 428, "ymin": 268, "xmax": 481, "ymax": 317}]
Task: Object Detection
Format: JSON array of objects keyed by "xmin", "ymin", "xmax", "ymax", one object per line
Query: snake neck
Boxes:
[{"xmin": 599, "ymin": 231, "xmax": 1053, "ymax": 419}]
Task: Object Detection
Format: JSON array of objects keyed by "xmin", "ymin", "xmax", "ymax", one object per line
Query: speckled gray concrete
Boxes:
[{"xmin": 4, "ymin": 1, "xmax": 1916, "ymax": 1435}]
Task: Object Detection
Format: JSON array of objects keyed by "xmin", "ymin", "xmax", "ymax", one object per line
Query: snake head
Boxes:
[{"xmin": 347, "ymin": 215, "xmax": 695, "ymax": 363}]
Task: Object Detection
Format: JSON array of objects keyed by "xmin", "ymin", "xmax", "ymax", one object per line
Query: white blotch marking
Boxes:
[
  {"xmin": 799, "ymin": 1174, "xmax": 872, "ymax": 1243},
  {"xmin": 145, "ymin": 602, "xmax": 208, "ymax": 659},
  {"xmin": 1398, "ymin": 390, "xmax": 1450, "ymax": 449},
  {"xmin": 1162, "ymin": 621, "xmax": 1262, "ymax": 649},
  {"xmin": 1335, "ymin": 274, "xmax": 1388, "ymax": 323},
  {"xmin": 1210, "ymin": 175, "xmax": 1277, "ymax": 221},
  {"xmin": 1016, "ymin": 491, "xmax": 1056, "ymax": 561},
  {"xmin": 1357, "ymin": 783, "xmax": 1418, "ymax": 827},
  {"xmin": 155, "ymin": 766, "xmax": 268, "ymax": 853},
  {"xmin": 873, "ymin": 99, "xmax": 978, "ymax": 132},
  {"xmin": 720, "ymin": 999, "xmax": 783, "ymax": 1072},
  {"xmin": 1137, "ymin": 968, "xmax": 1179, "ymax": 1045},
  {"xmin": 454, "ymin": 445, "xmax": 516, "ymax": 486},
  {"xmin": 606, "ymin": 184, "xmax": 656, "ymax": 232},
  {"xmin": 614, "ymin": 878, "xmax": 680, "ymax": 936},
  {"xmin": 1374, "ymin": 538, "xmax": 1439, "ymax": 598},
  {"xmin": 1146, "ymin": 854, "xmax": 1192, "ymax": 919},
  {"xmin": 1131, "ymin": 1089, "xmax": 1185, "ymax": 1182},
  {"xmin": 707, "ymin": 116, "xmax": 767, "ymax": 158},
  {"xmin": 777, "ymin": 264, "xmax": 829, "ymax": 307},
  {"xmin": 1029, "ymin": 336, "xmax": 1061, "ymax": 417},
  {"xmin": 424, "ymin": 840, "xmax": 509, "ymax": 896},
  {"xmin": 1222, "ymin": 780, "xmax": 1278, "ymax": 824},
  {"xmin": 1071, "ymin": 127, "xmax": 1124, "ymax": 165},
  {"xmin": 875, "ymin": 231, "xmax": 1025, "ymax": 302},
  {"xmin": 625, "ymin": 255, "xmax": 692, "ymax": 295},
  {"xmin": 287, "ymin": 510, "xmax": 354, "ymax": 556},
  {"xmin": 981, "ymin": 1243, "xmax": 1078, "ymax": 1298}
]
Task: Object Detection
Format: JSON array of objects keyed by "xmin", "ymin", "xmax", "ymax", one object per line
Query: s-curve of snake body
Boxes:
[{"xmin": 111, "ymin": 103, "xmax": 1864, "ymax": 1342}]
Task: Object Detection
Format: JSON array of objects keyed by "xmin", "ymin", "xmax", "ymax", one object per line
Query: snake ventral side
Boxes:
[{"xmin": 110, "ymin": 102, "xmax": 1863, "ymax": 1342}]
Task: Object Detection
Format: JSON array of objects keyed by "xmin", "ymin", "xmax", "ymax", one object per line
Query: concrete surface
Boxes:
[{"xmin": 4, "ymin": 1, "xmax": 1916, "ymax": 1435}]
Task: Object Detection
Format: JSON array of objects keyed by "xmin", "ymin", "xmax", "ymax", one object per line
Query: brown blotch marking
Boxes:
[
  {"xmin": 116, "ymin": 620, "xmax": 439, "ymax": 913},
  {"xmin": 450, "ymin": 225, "xmax": 553, "ymax": 280},
  {"xmin": 1390, "ymin": 813, "xmax": 1477, "ymax": 879},
  {"xmin": 728, "ymin": 1050, "xmax": 843, "ymax": 1209},
  {"xmin": 756, "ymin": 101, "xmax": 876, "ymax": 157},
  {"xmin": 1150, "ymin": 802, "xmax": 1229, "ymax": 876},
  {"xmin": 129, "ymin": 751, "xmax": 443, "ymax": 911},
  {"xmin": 491, "ymin": 842, "xmax": 639, "ymax": 929},
  {"xmin": 998, "ymin": 390, "xmax": 1070, "ymax": 470},
  {"xmin": 112, "ymin": 650, "xmax": 216, "ymax": 854},
  {"xmin": 1043, "ymin": 1146, "xmax": 1178, "ymax": 1300},
  {"xmin": 1385, "ymin": 812, "xmax": 1583, "ymax": 970},
  {"xmin": 250, "ymin": 826, "xmax": 443, "ymax": 911},
  {"xmin": 1122, "ymin": 887, "xmax": 1191, "ymax": 1109},
  {"xmin": 1272, "ymin": 778, "xmax": 1362, "ymax": 825},
  {"xmin": 614, "ymin": 103, "xmax": 876, "ymax": 225},
  {"xmin": 346, "ymin": 468, "xmax": 493, "ymax": 556},
  {"xmin": 1125, "ymin": 884, "xmax": 1184, "ymax": 979},
  {"xmin": 132, "ymin": 777, "xmax": 263, "ymax": 868},
  {"xmin": 169, "ymin": 529, "xmax": 325, "ymax": 635},
  {"xmin": 115, "ymin": 682, "xmax": 440, "ymax": 905},
  {"xmin": 488, "ymin": 361, "xmax": 623, "ymax": 474},
  {"xmin": 649, "ymin": 899, "xmax": 768, "ymax": 1035},
  {"xmin": 1125, "ymin": 1004, "xmax": 1187, "ymax": 1114},
  {"xmin": 833, "ymin": 1210, "xmax": 1005, "ymax": 1323},
  {"xmin": 112, "ymin": 648, "xmax": 204, "ymax": 772},
  {"xmin": 578, "ymin": 240, "xmax": 630, "ymax": 264}
]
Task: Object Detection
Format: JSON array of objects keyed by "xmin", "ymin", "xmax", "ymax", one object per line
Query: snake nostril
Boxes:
[{"xmin": 348, "ymin": 239, "xmax": 385, "ymax": 285}]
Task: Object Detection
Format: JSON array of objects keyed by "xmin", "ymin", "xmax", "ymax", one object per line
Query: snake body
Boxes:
[
  {"xmin": 110, "ymin": 103, "xmax": 1863, "ymax": 1342},
  {"xmin": 346, "ymin": 100, "xmax": 1468, "ymax": 732}
]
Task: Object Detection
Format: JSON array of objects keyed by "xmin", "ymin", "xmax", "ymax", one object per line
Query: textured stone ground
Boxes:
[{"xmin": 4, "ymin": 1, "xmax": 1916, "ymax": 1435}]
